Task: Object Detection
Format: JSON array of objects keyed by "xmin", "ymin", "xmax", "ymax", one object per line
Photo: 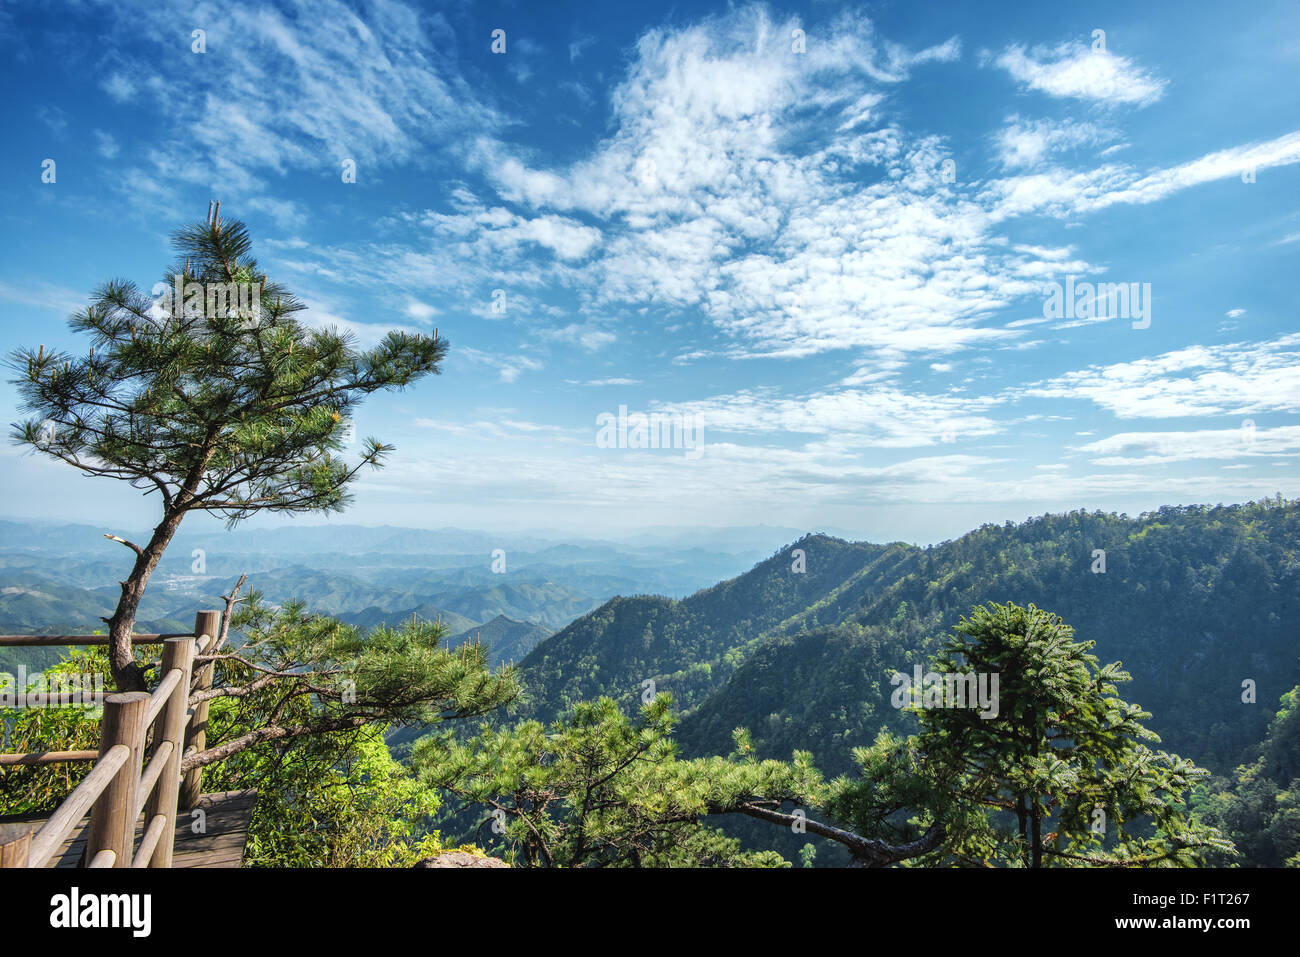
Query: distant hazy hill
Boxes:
[
  {"xmin": 338, "ymin": 603, "xmax": 479, "ymax": 637},
  {"xmin": 445, "ymin": 614, "xmax": 551, "ymax": 665},
  {"xmin": 0, "ymin": 572, "xmax": 196, "ymax": 673},
  {"xmin": 0, "ymin": 520, "xmax": 785, "ymax": 642},
  {"xmin": 426, "ymin": 581, "xmax": 598, "ymax": 631}
]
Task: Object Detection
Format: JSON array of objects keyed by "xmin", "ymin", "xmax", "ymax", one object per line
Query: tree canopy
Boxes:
[{"xmin": 8, "ymin": 203, "xmax": 446, "ymax": 690}]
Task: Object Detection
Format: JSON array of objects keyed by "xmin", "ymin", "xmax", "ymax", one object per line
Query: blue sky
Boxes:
[{"xmin": 1, "ymin": 0, "xmax": 1297, "ymax": 544}]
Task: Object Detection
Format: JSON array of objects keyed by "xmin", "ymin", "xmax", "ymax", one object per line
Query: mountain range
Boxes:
[
  {"xmin": 4, "ymin": 503, "xmax": 1297, "ymax": 866},
  {"xmin": 517, "ymin": 499, "xmax": 1300, "ymax": 779}
]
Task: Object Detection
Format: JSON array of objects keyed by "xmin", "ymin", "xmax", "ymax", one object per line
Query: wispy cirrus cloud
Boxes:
[
  {"xmin": 1023, "ymin": 334, "xmax": 1300, "ymax": 418},
  {"xmin": 662, "ymin": 385, "xmax": 1007, "ymax": 447},
  {"xmin": 1074, "ymin": 425, "xmax": 1300, "ymax": 466},
  {"xmin": 985, "ymin": 129, "xmax": 1300, "ymax": 219},
  {"xmin": 79, "ymin": 0, "xmax": 506, "ymax": 223},
  {"xmin": 992, "ymin": 40, "xmax": 1167, "ymax": 106},
  {"xmin": 994, "ymin": 114, "xmax": 1118, "ymax": 168}
]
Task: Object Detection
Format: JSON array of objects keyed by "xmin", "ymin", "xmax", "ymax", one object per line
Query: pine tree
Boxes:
[
  {"xmin": 8, "ymin": 203, "xmax": 446, "ymax": 691},
  {"xmin": 413, "ymin": 695, "xmax": 819, "ymax": 867},
  {"xmin": 889, "ymin": 601, "xmax": 1234, "ymax": 866}
]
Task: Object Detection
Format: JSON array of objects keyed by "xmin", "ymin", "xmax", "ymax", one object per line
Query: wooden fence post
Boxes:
[
  {"xmin": 0, "ymin": 823, "xmax": 33, "ymax": 868},
  {"xmin": 85, "ymin": 692, "xmax": 150, "ymax": 867},
  {"xmin": 180, "ymin": 610, "xmax": 221, "ymax": 810},
  {"xmin": 144, "ymin": 636, "xmax": 195, "ymax": 867}
]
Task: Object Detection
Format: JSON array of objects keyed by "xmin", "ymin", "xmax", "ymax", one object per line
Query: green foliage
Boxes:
[
  {"xmin": 674, "ymin": 501, "xmax": 1300, "ymax": 783},
  {"xmin": 184, "ymin": 598, "xmax": 517, "ymax": 865},
  {"xmin": 213, "ymin": 593, "xmax": 520, "ymax": 732},
  {"xmin": 1195, "ymin": 683, "xmax": 1300, "ymax": 867},
  {"xmin": 412, "ymin": 694, "xmax": 819, "ymax": 867},
  {"xmin": 206, "ymin": 722, "xmax": 454, "ymax": 868},
  {"xmin": 518, "ymin": 536, "xmax": 897, "ymax": 722},
  {"xmin": 828, "ymin": 603, "xmax": 1235, "ymax": 867},
  {"xmin": 1, "ymin": 603, "xmax": 519, "ymax": 868},
  {"xmin": 0, "ymin": 647, "xmax": 115, "ymax": 814},
  {"xmin": 7, "ymin": 208, "xmax": 445, "ymax": 526}
]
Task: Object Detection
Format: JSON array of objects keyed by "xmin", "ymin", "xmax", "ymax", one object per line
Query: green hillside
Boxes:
[
  {"xmin": 521, "ymin": 500, "xmax": 1300, "ymax": 780},
  {"xmin": 445, "ymin": 614, "xmax": 551, "ymax": 666},
  {"xmin": 518, "ymin": 535, "xmax": 893, "ymax": 720}
]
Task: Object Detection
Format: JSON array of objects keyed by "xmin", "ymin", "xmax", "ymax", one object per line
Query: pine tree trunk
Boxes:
[
  {"xmin": 1031, "ymin": 803, "xmax": 1043, "ymax": 868},
  {"xmin": 1016, "ymin": 795, "xmax": 1029, "ymax": 867},
  {"xmin": 106, "ymin": 509, "xmax": 187, "ymax": 692}
]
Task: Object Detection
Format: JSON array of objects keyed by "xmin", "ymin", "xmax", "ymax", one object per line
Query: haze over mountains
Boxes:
[
  {"xmin": 0, "ymin": 517, "xmax": 801, "ymax": 670},
  {"xmin": 7, "ymin": 502, "xmax": 1297, "ymax": 775}
]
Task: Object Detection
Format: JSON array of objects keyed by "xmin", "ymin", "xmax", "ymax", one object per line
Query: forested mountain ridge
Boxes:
[
  {"xmin": 521, "ymin": 499, "xmax": 1300, "ymax": 781},
  {"xmin": 517, "ymin": 535, "xmax": 894, "ymax": 720},
  {"xmin": 1197, "ymin": 680, "xmax": 1300, "ymax": 867},
  {"xmin": 445, "ymin": 614, "xmax": 551, "ymax": 665}
]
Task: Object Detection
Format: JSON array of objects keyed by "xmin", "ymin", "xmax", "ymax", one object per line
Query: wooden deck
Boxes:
[{"xmin": 1, "ymin": 789, "xmax": 256, "ymax": 868}]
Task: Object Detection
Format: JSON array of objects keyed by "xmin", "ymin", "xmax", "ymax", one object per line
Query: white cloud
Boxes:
[
  {"xmin": 994, "ymin": 115, "xmax": 1117, "ymax": 169},
  {"xmin": 1074, "ymin": 425, "xmax": 1300, "ymax": 466},
  {"xmin": 94, "ymin": 130, "xmax": 120, "ymax": 159},
  {"xmin": 86, "ymin": 0, "xmax": 504, "ymax": 218},
  {"xmin": 451, "ymin": 11, "xmax": 1058, "ymax": 365},
  {"xmin": 986, "ymin": 130, "xmax": 1300, "ymax": 220},
  {"xmin": 1024, "ymin": 334, "xmax": 1300, "ymax": 418},
  {"xmin": 101, "ymin": 72, "xmax": 137, "ymax": 103},
  {"xmin": 457, "ymin": 347, "xmax": 545, "ymax": 383},
  {"xmin": 538, "ymin": 324, "xmax": 617, "ymax": 352},
  {"xmin": 0, "ymin": 279, "xmax": 89, "ymax": 315},
  {"xmin": 298, "ymin": 297, "xmax": 419, "ymax": 348},
  {"xmin": 569, "ymin": 35, "xmax": 595, "ymax": 62},
  {"xmin": 404, "ymin": 301, "xmax": 438, "ymax": 323},
  {"xmin": 994, "ymin": 41, "xmax": 1166, "ymax": 106},
  {"xmin": 663, "ymin": 385, "xmax": 1006, "ymax": 447}
]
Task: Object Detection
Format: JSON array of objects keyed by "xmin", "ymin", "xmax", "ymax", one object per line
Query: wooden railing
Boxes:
[{"xmin": 0, "ymin": 612, "xmax": 220, "ymax": 868}]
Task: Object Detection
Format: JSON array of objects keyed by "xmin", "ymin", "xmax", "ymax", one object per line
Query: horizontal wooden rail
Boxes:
[
  {"xmin": 0, "ymin": 633, "xmax": 191, "ymax": 647},
  {"xmin": 0, "ymin": 634, "xmax": 209, "ymax": 768},
  {"xmin": 1, "ymin": 618, "xmax": 210, "ymax": 869},
  {"xmin": 0, "ymin": 750, "xmax": 98, "ymax": 766},
  {"xmin": 27, "ymin": 744, "xmax": 129, "ymax": 868}
]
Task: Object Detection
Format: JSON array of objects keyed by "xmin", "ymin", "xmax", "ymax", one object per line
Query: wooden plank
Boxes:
[
  {"xmin": 0, "ymin": 822, "xmax": 33, "ymax": 867},
  {"xmin": 2, "ymin": 788, "xmax": 256, "ymax": 868}
]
